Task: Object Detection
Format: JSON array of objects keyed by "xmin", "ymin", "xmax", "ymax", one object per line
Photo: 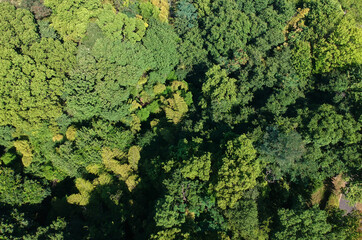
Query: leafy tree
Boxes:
[
  {"xmin": 201, "ymin": 65, "xmax": 253, "ymax": 124},
  {"xmin": 44, "ymin": 0, "xmax": 102, "ymax": 41},
  {"xmin": 313, "ymin": 15, "xmax": 362, "ymax": 73},
  {"xmin": 0, "ymin": 5, "xmax": 76, "ymax": 131},
  {"xmin": 224, "ymin": 197, "xmax": 269, "ymax": 240},
  {"xmin": 259, "ymin": 127, "xmax": 307, "ymax": 181},
  {"xmin": 154, "ymin": 172, "xmax": 225, "ymax": 236},
  {"xmin": 197, "ymin": 0, "xmax": 251, "ymax": 61},
  {"xmin": 0, "ymin": 167, "xmax": 50, "ymax": 206},
  {"xmin": 214, "ymin": 135, "xmax": 262, "ymax": 209},
  {"xmin": 174, "ymin": 0, "xmax": 198, "ymax": 35},
  {"xmin": 0, "ymin": 208, "xmax": 67, "ymax": 240},
  {"xmin": 142, "ymin": 19, "xmax": 180, "ymax": 84},
  {"xmin": 343, "ymin": 180, "xmax": 362, "ymax": 205},
  {"xmin": 0, "ymin": 2, "xmax": 38, "ymax": 49},
  {"xmin": 274, "ymin": 207, "xmax": 333, "ymax": 240}
]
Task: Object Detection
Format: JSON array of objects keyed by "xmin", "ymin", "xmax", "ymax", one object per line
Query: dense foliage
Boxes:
[{"xmin": 0, "ymin": 0, "xmax": 361, "ymax": 239}]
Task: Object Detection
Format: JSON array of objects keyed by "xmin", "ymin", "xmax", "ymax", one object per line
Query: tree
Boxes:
[
  {"xmin": 196, "ymin": 0, "xmax": 251, "ymax": 61},
  {"xmin": 0, "ymin": 167, "xmax": 50, "ymax": 206},
  {"xmin": 44, "ymin": 0, "xmax": 101, "ymax": 41},
  {"xmin": 201, "ymin": 65, "xmax": 253, "ymax": 124},
  {"xmin": 0, "ymin": 2, "xmax": 38, "ymax": 49},
  {"xmin": 214, "ymin": 135, "xmax": 263, "ymax": 209},
  {"xmin": 0, "ymin": 5, "xmax": 76, "ymax": 131},
  {"xmin": 313, "ymin": 15, "xmax": 362, "ymax": 73},
  {"xmin": 274, "ymin": 207, "xmax": 332, "ymax": 239},
  {"xmin": 259, "ymin": 127, "xmax": 306, "ymax": 181}
]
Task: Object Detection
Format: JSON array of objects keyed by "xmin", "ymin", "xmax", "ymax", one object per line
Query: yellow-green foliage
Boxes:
[
  {"xmin": 102, "ymin": 147, "xmax": 128, "ymax": 179},
  {"xmin": 128, "ymin": 146, "xmax": 140, "ymax": 171},
  {"xmin": 130, "ymin": 100, "xmax": 142, "ymax": 112},
  {"xmin": 150, "ymin": 0, "xmax": 169, "ymax": 22},
  {"xmin": 86, "ymin": 164, "xmax": 102, "ymax": 175},
  {"xmin": 164, "ymin": 93, "xmax": 188, "ymax": 124},
  {"xmin": 13, "ymin": 140, "xmax": 33, "ymax": 167},
  {"xmin": 310, "ymin": 185, "xmax": 326, "ymax": 206},
  {"xmin": 151, "ymin": 228, "xmax": 190, "ymax": 240},
  {"xmin": 65, "ymin": 125, "xmax": 77, "ymax": 141},
  {"xmin": 97, "ymin": 3, "xmax": 147, "ymax": 42},
  {"xmin": 93, "ymin": 173, "xmax": 112, "ymax": 185},
  {"xmin": 180, "ymin": 153, "xmax": 212, "ymax": 181},
  {"xmin": 52, "ymin": 134, "xmax": 64, "ymax": 142},
  {"xmin": 102, "ymin": 146, "xmax": 141, "ymax": 191},
  {"xmin": 130, "ymin": 114, "xmax": 141, "ymax": 133},
  {"xmin": 171, "ymin": 81, "xmax": 188, "ymax": 91},
  {"xmin": 68, "ymin": 172, "xmax": 112, "ymax": 205},
  {"xmin": 285, "ymin": 8, "xmax": 309, "ymax": 31},
  {"xmin": 153, "ymin": 83, "xmax": 166, "ymax": 95},
  {"xmin": 326, "ymin": 194, "xmax": 340, "ymax": 208},
  {"xmin": 67, "ymin": 178, "xmax": 95, "ymax": 206}
]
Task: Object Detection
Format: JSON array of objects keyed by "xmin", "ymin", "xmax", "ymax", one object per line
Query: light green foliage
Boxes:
[
  {"xmin": 201, "ymin": 65, "xmax": 252, "ymax": 123},
  {"xmin": 291, "ymin": 40, "xmax": 312, "ymax": 81},
  {"xmin": 0, "ymin": 2, "xmax": 38, "ymax": 49},
  {"xmin": 306, "ymin": 104, "xmax": 360, "ymax": 147},
  {"xmin": 314, "ymin": 15, "xmax": 362, "ymax": 73},
  {"xmin": 274, "ymin": 207, "xmax": 332, "ymax": 240},
  {"xmin": 142, "ymin": 20, "xmax": 180, "ymax": 84},
  {"xmin": 180, "ymin": 153, "xmax": 211, "ymax": 181},
  {"xmin": 343, "ymin": 180, "xmax": 362, "ymax": 205},
  {"xmin": 304, "ymin": 0, "xmax": 344, "ymax": 41},
  {"xmin": 0, "ymin": 8, "xmax": 76, "ymax": 130},
  {"xmin": 202, "ymin": 65, "xmax": 238, "ymax": 103},
  {"xmin": 339, "ymin": 0, "xmax": 362, "ymax": 24},
  {"xmin": 97, "ymin": 4, "xmax": 147, "ymax": 42},
  {"xmin": 0, "ymin": 167, "xmax": 50, "ymax": 206},
  {"xmin": 65, "ymin": 39, "xmax": 153, "ymax": 122},
  {"xmin": 44, "ymin": 0, "xmax": 101, "ymax": 41},
  {"xmin": 215, "ymin": 135, "xmax": 262, "ymax": 209},
  {"xmin": 138, "ymin": 1, "xmax": 160, "ymax": 21}
]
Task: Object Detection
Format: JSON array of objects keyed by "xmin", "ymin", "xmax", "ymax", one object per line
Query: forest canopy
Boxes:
[{"xmin": 0, "ymin": 0, "xmax": 361, "ymax": 239}]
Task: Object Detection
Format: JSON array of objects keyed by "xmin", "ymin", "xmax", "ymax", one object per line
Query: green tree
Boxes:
[
  {"xmin": 0, "ymin": 167, "xmax": 50, "ymax": 206},
  {"xmin": 274, "ymin": 207, "xmax": 333, "ymax": 240},
  {"xmin": 0, "ymin": 5, "xmax": 76, "ymax": 131},
  {"xmin": 224, "ymin": 198, "xmax": 269, "ymax": 240},
  {"xmin": 214, "ymin": 135, "xmax": 263, "ymax": 209},
  {"xmin": 44, "ymin": 0, "xmax": 101, "ymax": 41},
  {"xmin": 259, "ymin": 127, "xmax": 307, "ymax": 181}
]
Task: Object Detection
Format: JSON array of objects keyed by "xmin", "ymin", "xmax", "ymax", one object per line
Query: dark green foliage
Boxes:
[{"xmin": 260, "ymin": 127, "xmax": 306, "ymax": 181}]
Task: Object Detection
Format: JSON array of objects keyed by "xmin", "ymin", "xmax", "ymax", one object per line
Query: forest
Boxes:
[{"xmin": 0, "ymin": 0, "xmax": 361, "ymax": 239}]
